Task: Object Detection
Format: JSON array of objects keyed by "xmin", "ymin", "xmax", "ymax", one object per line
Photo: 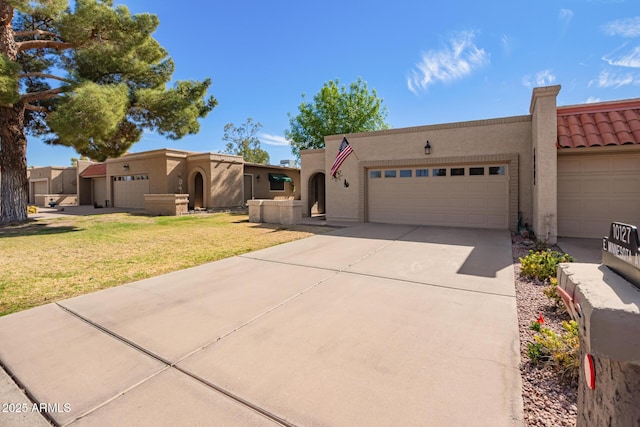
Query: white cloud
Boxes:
[
  {"xmin": 558, "ymin": 9, "xmax": 574, "ymax": 36},
  {"xmin": 522, "ymin": 70, "xmax": 557, "ymax": 88},
  {"xmin": 260, "ymin": 133, "xmax": 290, "ymax": 146},
  {"xmin": 501, "ymin": 34, "xmax": 513, "ymax": 55},
  {"xmin": 603, "ymin": 44, "xmax": 640, "ymax": 68},
  {"xmin": 602, "ymin": 17, "xmax": 640, "ymax": 37},
  {"xmin": 589, "ymin": 69, "xmax": 640, "ymax": 87},
  {"xmin": 586, "ymin": 97, "xmax": 601, "ymax": 103},
  {"xmin": 559, "ymin": 9, "xmax": 574, "ymax": 22},
  {"xmin": 407, "ymin": 30, "xmax": 489, "ymax": 94}
]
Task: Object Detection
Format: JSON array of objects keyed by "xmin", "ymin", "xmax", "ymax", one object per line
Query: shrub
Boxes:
[
  {"xmin": 543, "ymin": 277, "xmax": 566, "ymax": 311},
  {"xmin": 527, "ymin": 342, "xmax": 546, "ymax": 363},
  {"xmin": 529, "ymin": 320, "xmax": 542, "ymax": 332},
  {"xmin": 519, "ymin": 250, "xmax": 574, "ymax": 282},
  {"xmin": 27, "ymin": 205, "xmax": 38, "ymax": 214},
  {"xmin": 528, "ymin": 320, "xmax": 580, "ymax": 384}
]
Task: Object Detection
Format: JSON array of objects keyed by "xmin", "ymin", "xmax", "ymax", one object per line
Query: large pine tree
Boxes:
[{"xmin": 0, "ymin": 0, "xmax": 217, "ymax": 223}]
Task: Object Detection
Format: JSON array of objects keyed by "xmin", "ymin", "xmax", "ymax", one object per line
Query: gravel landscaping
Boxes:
[{"xmin": 512, "ymin": 235, "xmax": 578, "ymax": 427}]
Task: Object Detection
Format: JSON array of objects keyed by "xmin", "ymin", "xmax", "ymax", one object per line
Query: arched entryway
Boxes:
[
  {"xmin": 308, "ymin": 172, "xmax": 326, "ymax": 216},
  {"xmin": 193, "ymin": 172, "xmax": 204, "ymax": 209}
]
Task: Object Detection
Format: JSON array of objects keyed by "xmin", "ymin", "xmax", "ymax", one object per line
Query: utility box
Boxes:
[{"xmin": 556, "ymin": 222, "xmax": 640, "ymax": 427}]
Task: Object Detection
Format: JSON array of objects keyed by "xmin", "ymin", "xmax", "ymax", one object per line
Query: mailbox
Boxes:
[
  {"xmin": 601, "ymin": 222, "xmax": 640, "ymax": 289},
  {"xmin": 556, "ymin": 221, "xmax": 640, "ymax": 427}
]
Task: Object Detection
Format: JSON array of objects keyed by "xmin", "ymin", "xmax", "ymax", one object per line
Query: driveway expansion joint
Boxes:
[{"xmin": 54, "ymin": 290, "xmax": 316, "ymax": 426}]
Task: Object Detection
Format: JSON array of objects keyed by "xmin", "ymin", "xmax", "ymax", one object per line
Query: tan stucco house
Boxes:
[
  {"xmin": 27, "ymin": 149, "xmax": 299, "ymax": 214},
  {"xmin": 27, "ymin": 166, "xmax": 77, "ymax": 206},
  {"xmin": 301, "ymin": 85, "xmax": 640, "ymax": 243},
  {"xmin": 75, "ymin": 149, "xmax": 300, "ymax": 212}
]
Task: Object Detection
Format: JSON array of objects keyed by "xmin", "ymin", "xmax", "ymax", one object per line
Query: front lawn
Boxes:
[{"xmin": 0, "ymin": 212, "xmax": 331, "ymax": 316}]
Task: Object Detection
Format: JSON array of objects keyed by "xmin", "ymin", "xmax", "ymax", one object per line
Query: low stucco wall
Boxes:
[
  {"xmin": 34, "ymin": 194, "xmax": 78, "ymax": 207},
  {"xmin": 247, "ymin": 199, "xmax": 302, "ymax": 225},
  {"xmin": 557, "ymin": 263, "xmax": 640, "ymax": 426},
  {"xmin": 144, "ymin": 194, "xmax": 189, "ymax": 216}
]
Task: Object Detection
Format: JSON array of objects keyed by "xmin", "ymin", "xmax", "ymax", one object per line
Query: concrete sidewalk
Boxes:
[{"xmin": 0, "ymin": 224, "xmax": 523, "ymax": 426}]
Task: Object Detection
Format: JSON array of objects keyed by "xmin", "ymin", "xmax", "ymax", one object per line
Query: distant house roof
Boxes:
[
  {"xmin": 79, "ymin": 163, "xmax": 106, "ymax": 177},
  {"xmin": 557, "ymin": 98, "xmax": 640, "ymax": 149}
]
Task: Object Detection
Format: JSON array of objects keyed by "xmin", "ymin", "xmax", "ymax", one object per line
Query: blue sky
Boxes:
[{"xmin": 26, "ymin": 0, "xmax": 640, "ymax": 167}]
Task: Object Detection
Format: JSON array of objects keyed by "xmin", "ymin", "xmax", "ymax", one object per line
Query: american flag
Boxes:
[{"xmin": 330, "ymin": 137, "xmax": 354, "ymax": 177}]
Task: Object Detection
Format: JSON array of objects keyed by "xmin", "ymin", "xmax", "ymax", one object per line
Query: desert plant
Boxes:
[
  {"xmin": 527, "ymin": 342, "xmax": 546, "ymax": 363},
  {"xmin": 543, "ymin": 277, "xmax": 566, "ymax": 311},
  {"xmin": 528, "ymin": 320, "xmax": 580, "ymax": 383},
  {"xmin": 519, "ymin": 250, "xmax": 574, "ymax": 282}
]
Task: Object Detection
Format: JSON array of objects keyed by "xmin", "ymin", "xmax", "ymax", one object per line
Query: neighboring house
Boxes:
[
  {"xmin": 27, "ymin": 166, "xmax": 77, "ymax": 206},
  {"xmin": 75, "ymin": 149, "xmax": 300, "ymax": 211},
  {"xmin": 301, "ymin": 85, "xmax": 640, "ymax": 243}
]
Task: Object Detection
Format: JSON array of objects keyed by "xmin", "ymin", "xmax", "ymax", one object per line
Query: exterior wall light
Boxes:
[
  {"xmin": 123, "ymin": 164, "xmax": 129, "ymax": 171},
  {"xmin": 424, "ymin": 141, "xmax": 432, "ymax": 155},
  {"xmin": 256, "ymin": 175, "xmax": 261, "ymax": 181}
]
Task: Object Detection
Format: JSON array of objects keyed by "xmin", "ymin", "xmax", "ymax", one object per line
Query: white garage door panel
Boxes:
[
  {"xmin": 368, "ymin": 165, "xmax": 509, "ymax": 229},
  {"xmin": 558, "ymin": 154, "xmax": 640, "ymax": 238},
  {"xmin": 113, "ymin": 175, "xmax": 149, "ymax": 209},
  {"xmin": 33, "ymin": 181, "xmax": 47, "ymax": 194}
]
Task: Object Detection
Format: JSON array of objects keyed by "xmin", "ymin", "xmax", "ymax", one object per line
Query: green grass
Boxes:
[{"xmin": 0, "ymin": 212, "xmax": 332, "ymax": 316}]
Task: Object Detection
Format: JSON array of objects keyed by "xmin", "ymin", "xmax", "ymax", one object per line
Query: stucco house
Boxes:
[
  {"xmin": 26, "ymin": 149, "xmax": 299, "ymax": 213},
  {"xmin": 27, "ymin": 166, "xmax": 78, "ymax": 206},
  {"xmin": 75, "ymin": 149, "xmax": 300, "ymax": 213},
  {"xmin": 301, "ymin": 85, "xmax": 640, "ymax": 243}
]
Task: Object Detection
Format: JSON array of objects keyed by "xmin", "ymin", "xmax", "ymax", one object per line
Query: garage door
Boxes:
[
  {"xmin": 368, "ymin": 165, "xmax": 509, "ymax": 229},
  {"xmin": 558, "ymin": 154, "xmax": 640, "ymax": 238},
  {"xmin": 31, "ymin": 180, "xmax": 47, "ymax": 204},
  {"xmin": 112, "ymin": 174, "xmax": 149, "ymax": 209}
]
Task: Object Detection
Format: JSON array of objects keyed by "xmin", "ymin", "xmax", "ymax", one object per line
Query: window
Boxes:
[
  {"xmin": 113, "ymin": 174, "xmax": 148, "ymax": 182},
  {"xmin": 370, "ymin": 170, "xmax": 382, "ymax": 178},
  {"xmin": 470, "ymin": 167, "xmax": 484, "ymax": 176},
  {"xmin": 416, "ymin": 169, "xmax": 429, "ymax": 177},
  {"xmin": 399, "ymin": 169, "xmax": 412, "ymax": 178},
  {"xmin": 432, "ymin": 168, "xmax": 447, "ymax": 177},
  {"xmin": 451, "ymin": 168, "xmax": 465, "ymax": 176},
  {"xmin": 270, "ymin": 180, "xmax": 284, "ymax": 191},
  {"xmin": 489, "ymin": 166, "xmax": 506, "ymax": 175},
  {"xmin": 384, "ymin": 170, "xmax": 397, "ymax": 178},
  {"xmin": 268, "ymin": 173, "xmax": 292, "ymax": 191}
]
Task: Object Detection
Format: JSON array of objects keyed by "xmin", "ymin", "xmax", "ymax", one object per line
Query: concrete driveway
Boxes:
[{"xmin": 0, "ymin": 224, "xmax": 523, "ymax": 426}]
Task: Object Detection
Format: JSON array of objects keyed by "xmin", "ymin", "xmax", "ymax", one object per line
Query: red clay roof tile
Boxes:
[
  {"xmin": 557, "ymin": 99, "xmax": 640, "ymax": 149},
  {"xmin": 79, "ymin": 163, "xmax": 106, "ymax": 177}
]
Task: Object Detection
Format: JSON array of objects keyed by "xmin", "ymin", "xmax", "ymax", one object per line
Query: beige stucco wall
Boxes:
[
  {"xmin": 106, "ymin": 149, "xmax": 188, "ymax": 201},
  {"xmin": 105, "ymin": 149, "xmax": 193, "ymax": 208},
  {"xmin": 530, "ymin": 85, "xmax": 561, "ymax": 243},
  {"xmin": 300, "ymin": 149, "xmax": 326, "ymax": 217},
  {"xmin": 28, "ymin": 166, "xmax": 77, "ymax": 194},
  {"xmin": 320, "ymin": 116, "xmax": 534, "ymax": 227},
  {"xmin": 244, "ymin": 164, "xmax": 300, "ymax": 201},
  {"xmin": 28, "ymin": 166, "xmax": 77, "ymax": 205},
  {"xmin": 187, "ymin": 153, "xmax": 244, "ymax": 208},
  {"xmin": 76, "ymin": 160, "xmax": 93, "ymax": 205},
  {"xmin": 99, "ymin": 150, "xmax": 246, "ymax": 210}
]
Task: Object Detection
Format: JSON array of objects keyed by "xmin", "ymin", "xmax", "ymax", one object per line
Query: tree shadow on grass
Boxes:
[
  {"xmin": 244, "ymin": 222, "xmax": 337, "ymax": 235},
  {"xmin": 0, "ymin": 220, "xmax": 80, "ymax": 238}
]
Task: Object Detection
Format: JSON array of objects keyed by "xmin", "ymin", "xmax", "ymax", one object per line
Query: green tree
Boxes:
[
  {"xmin": 0, "ymin": 0, "xmax": 217, "ymax": 223},
  {"xmin": 70, "ymin": 155, "xmax": 87, "ymax": 167},
  {"xmin": 285, "ymin": 77, "xmax": 388, "ymax": 159},
  {"xmin": 222, "ymin": 118, "xmax": 269, "ymax": 164}
]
